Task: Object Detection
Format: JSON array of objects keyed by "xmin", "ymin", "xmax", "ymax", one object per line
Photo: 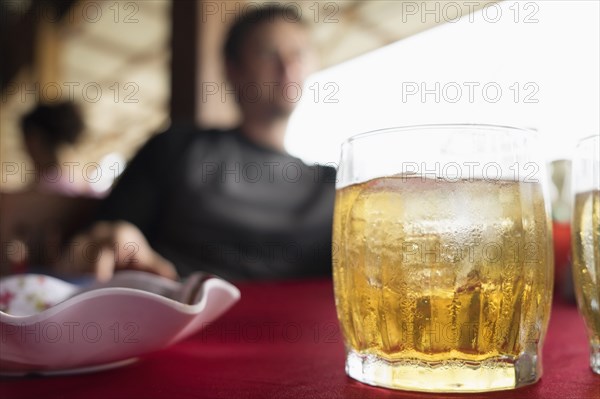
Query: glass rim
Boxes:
[
  {"xmin": 342, "ymin": 123, "xmax": 538, "ymax": 147},
  {"xmin": 576, "ymin": 134, "xmax": 600, "ymax": 145}
]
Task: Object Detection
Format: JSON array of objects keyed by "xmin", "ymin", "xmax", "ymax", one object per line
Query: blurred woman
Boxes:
[{"xmin": 20, "ymin": 101, "xmax": 88, "ymax": 196}]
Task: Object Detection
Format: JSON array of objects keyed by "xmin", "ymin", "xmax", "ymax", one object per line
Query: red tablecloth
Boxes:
[{"xmin": 1, "ymin": 279, "xmax": 597, "ymax": 399}]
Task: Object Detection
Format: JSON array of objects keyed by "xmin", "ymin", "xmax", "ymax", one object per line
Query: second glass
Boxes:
[
  {"xmin": 332, "ymin": 124, "xmax": 554, "ymax": 392},
  {"xmin": 571, "ymin": 134, "xmax": 600, "ymax": 374}
]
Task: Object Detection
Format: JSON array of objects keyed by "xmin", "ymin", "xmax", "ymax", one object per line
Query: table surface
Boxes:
[{"xmin": 1, "ymin": 279, "xmax": 598, "ymax": 399}]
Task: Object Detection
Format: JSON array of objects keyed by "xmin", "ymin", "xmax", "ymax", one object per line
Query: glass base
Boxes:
[
  {"xmin": 345, "ymin": 350, "xmax": 541, "ymax": 393},
  {"xmin": 591, "ymin": 343, "xmax": 600, "ymax": 374}
]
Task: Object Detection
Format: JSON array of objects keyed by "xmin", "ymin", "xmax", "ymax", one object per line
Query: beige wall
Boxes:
[
  {"xmin": 0, "ymin": 0, "xmax": 171, "ymax": 192},
  {"xmin": 1, "ymin": 0, "xmax": 495, "ymax": 191},
  {"xmin": 194, "ymin": 0, "xmax": 495, "ymax": 129}
]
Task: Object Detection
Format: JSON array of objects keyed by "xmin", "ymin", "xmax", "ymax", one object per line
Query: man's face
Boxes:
[{"xmin": 228, "ymin": 19, "xmax": 316, "ymax": 116}]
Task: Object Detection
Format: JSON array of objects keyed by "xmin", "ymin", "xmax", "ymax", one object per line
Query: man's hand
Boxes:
[{"xmin": 59, "ymin": 221, "xmax": 178, "ymax": 282}]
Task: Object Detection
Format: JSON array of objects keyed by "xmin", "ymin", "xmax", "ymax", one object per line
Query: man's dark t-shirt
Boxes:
[{"xmin": 98, "ymin": 127, "xmax": 336, "ymax": 280}]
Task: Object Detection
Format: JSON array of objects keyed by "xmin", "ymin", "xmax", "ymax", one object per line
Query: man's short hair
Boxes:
[{"xmin": 223, "ymin": 4, "xmax": 306, "ymax": 64}]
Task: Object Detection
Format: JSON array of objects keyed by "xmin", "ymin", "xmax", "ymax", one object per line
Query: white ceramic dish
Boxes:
[{"xmin": 0, "ymin": 271, "xmax": 240, "ymax": 376}]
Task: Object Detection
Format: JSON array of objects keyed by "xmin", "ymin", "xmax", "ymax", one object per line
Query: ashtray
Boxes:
[{"xmin": 0, "ymin": 271, "xmax": 240, "ymax": 376}]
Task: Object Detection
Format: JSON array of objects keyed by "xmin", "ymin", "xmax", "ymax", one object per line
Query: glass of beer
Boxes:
[
  {"xmin": 332, "ymin": 124, "xmax": 554, "ymax": 392},
  {"xmin": 571, "ymin": 134, "xmax": 600, "ymax": 374}
]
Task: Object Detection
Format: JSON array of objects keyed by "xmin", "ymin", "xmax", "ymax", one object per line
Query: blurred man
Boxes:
[{"xmin": 64, "ymin": 6, "xmax": 335, "ymax": 281}]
